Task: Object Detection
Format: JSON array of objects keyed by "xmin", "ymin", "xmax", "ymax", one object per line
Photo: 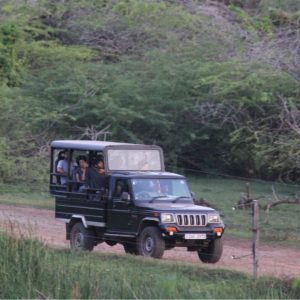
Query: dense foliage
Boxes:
[{"xmin": 0, "ymin": 0, "xmax": 299, "ymax": 183}]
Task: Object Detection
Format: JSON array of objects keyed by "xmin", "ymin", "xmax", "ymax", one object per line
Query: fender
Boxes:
[
  {"xmin": 70, "ymin": 214, "xmax": 88, "ymax": 228},
  {"xmin": 137, "ymin": 217, "xmax": 160, "ymax": 235}
]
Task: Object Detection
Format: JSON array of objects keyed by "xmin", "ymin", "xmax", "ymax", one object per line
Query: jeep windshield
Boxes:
[{"xmin": 131, "ymin": 178, "xmax": 192, "ymax": 202}]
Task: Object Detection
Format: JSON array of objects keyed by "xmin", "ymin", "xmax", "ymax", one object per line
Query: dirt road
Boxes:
[{"xmin": 0, "ymin": 204, "xmax": 299, "ymax": 278}]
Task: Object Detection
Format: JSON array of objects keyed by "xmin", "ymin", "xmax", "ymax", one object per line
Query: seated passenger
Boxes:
[
  {"xmin": 73, "ymin": 155, "xmax": 88, "ymax": 192},
  {"xmin": 57, "ymin": 151, "xmax": 72, "ymax": 185},
  {"xmin": 86, "ymin": 158, "xmax": 106, "ymax": 191},
  {"xmin": 55, "ymin": 150, "xmax": 65, "ymax": 184}
]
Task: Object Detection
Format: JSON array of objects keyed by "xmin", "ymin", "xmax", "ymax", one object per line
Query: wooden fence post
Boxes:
[
  {"xmin": 246, "ymin": 182, "xmax": 250, "ymax": 203},
  {"xmin": 252, "ymin": 199, "xmax": 259, "ymax": 279}
]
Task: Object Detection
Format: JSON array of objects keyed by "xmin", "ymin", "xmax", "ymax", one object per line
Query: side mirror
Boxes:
[
  {"xmin": 191, "ymin": 192, "xmax": 195, "ymax": 199},
  {"xmin": 121, "ymin": 192, "xmax": 131, "ymax": 203}
]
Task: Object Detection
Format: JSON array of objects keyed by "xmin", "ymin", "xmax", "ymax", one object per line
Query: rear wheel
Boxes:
[
  {"xmin": 197, "ymin": 237, "xmax": 223, "ymax": 263},
  {"xmin": 138, "ymin": 226, "xmax": 165, "ymax": 258},
  {"xmin": 70, "ymin": 222, "xmax": 95, "ymax": 251}
]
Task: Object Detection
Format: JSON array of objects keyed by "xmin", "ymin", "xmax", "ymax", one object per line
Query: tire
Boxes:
[
  {"xmin": 197, "ymin": 237, "xmax": 223, "ymax": 263},
  {"xmin": 137, "ymin": 226, "xmax": 165, "ymax": 258},
  {"xmin": 123, "ymin": 242, "xmax": 138, "ymax": 255},
  {"xmin": 70, "ymin": 222, "xmax": 95, "ymax": 251}
]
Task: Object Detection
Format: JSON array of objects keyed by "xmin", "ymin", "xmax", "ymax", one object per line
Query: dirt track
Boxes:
[{"xmin": 0, "ymin": 204, "xmax": 299, "ymax": 278}]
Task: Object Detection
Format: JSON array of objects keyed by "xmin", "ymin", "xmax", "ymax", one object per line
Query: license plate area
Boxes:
[{"xmin": 184, "ymin": 233, "xmax": 207, "ymax": 240}]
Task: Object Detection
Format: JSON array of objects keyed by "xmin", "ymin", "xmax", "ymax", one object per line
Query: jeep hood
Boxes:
[{"xmin": 135, "ymin": 202, "xmax": 215, "ymax": 212}]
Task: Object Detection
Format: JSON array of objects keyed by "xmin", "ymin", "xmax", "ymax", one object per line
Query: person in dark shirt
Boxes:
[
  {"xmin": 86, "ymin": 158, "xmax": 106, "ymax": 191},
  {"xmin": 73, "ymin": 155, "xmax": 88, "ymax": 192}
]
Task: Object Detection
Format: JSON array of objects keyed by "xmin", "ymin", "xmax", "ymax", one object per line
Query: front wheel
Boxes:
[
  {"xmin": 137, "ymin": 226, "xmax": 165, "ymax": 258},
  {"xmin": 70, "ymin": 222, "xmax": 95, "ymax": 251},
  {"xmin": 197, "ymin": 237, "xmax": 223, "ymax": 263}
]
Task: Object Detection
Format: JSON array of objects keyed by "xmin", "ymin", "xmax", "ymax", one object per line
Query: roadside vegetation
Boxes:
[
  {"xmin": 0, "ymin": 232, "xmax": 299, "ymax": 299},
  {"xmin": 0, "ymin": 183, "xmax": 53, "ymax": 209}
]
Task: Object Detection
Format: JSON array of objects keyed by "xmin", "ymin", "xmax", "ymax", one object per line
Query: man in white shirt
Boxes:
[{"xmin": 57, "ymin": 151, "xmax": 71, "ymax": 184}]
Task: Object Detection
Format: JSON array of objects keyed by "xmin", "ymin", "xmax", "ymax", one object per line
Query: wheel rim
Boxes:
[
  {"xmin": 144, "ymin": 235, "xmax": 154, "ymax": 253},
  {"xmin": 74, "ymin": 231, "xmax": 84, "ymax": 249}
]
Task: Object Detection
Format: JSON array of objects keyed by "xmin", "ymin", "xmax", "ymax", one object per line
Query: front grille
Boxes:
[{"xmin": 176, "ymin": 214, "xmax": 207, "ymax": 226}]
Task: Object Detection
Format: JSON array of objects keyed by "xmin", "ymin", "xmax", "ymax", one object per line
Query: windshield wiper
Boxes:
[
  {"xmin": 149, "ymin": 195, "xmax": 168, "ymax": 203},
  {"xmin": 172, "ymin": 196, "xmax": 191, "ymax": 203}
]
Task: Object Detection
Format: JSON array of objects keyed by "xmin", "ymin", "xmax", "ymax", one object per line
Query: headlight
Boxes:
[
  {"xmin": 207, "ymin": 213, "xmax": 220, "ymax": 223},
  {"xmin": 161, "ymin": 213, "xmax": 175, "ymax": 223}
]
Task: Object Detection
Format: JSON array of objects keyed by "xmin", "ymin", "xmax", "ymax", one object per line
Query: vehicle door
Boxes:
[{"xmin": 107, "ymin": 178, "xmax": 134, "ymax": 233}]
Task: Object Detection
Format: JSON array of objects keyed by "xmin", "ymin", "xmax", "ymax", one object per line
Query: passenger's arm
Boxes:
[
  {"xmin": 75, "ymin": 172, "xmax": 80, "ymax": 182},
  {"xmin": 57, "ymin": 161, "xmax": 66, "ymax": 174}
]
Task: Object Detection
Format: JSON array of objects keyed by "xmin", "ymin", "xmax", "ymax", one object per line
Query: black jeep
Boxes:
[{"xmin": 49, "ymin": 140, "xmax": 224, "ymax": 263}]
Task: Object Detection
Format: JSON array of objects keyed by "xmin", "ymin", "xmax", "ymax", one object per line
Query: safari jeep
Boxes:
[{"xmin": 49, "ymin": 140, "xmax": 224, "ymax": 263}]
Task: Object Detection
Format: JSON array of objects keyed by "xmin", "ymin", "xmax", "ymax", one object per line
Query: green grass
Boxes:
[
  {"xmin": 0, "ymin": 183, "xmax": 53, "ymax": 209},
  {"xmin": 188, "ymin": 175, "xmax": 300, "ymax": 247},
  {"xmin": 0, "ymin": 232, "xmax": 299, "ymax": 299}
]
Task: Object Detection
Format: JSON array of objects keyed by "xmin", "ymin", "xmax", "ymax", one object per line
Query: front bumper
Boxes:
[{"xmin": 159, "ymin": 223, "xmax": 225, "ymax": 243}]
